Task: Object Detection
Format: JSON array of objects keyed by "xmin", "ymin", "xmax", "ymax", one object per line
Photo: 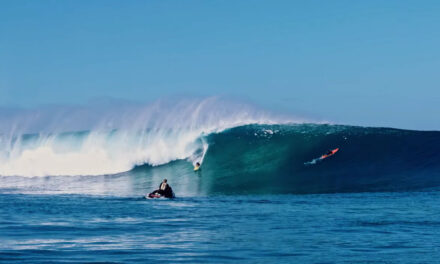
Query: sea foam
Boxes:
[{"xmin": 0, "ymin": 97, "xmax": 299, "ymax": 177}]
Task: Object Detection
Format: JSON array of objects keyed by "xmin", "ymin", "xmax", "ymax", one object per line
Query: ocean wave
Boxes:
[
  {"xmin": 1, "ymin": 124, "xmax": 439, "ymax": 195},
  {"xmin": 0, "ymin": 97, "xmax": 302, "ymax": 177}
]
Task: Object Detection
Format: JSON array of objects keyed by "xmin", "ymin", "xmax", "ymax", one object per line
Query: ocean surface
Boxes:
[
  {"xmin": 1, "ymin": 100, "xmax": 440, "ymax": 263},
  {"xmin": 1, "ymin": 192, "xmax": 440, "ymax": 263}
]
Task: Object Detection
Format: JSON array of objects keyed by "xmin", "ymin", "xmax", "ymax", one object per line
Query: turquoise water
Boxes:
[
  {"xmin": 2, "ymin": 124, "xmax": 440, "ymax": 194},
  {"xmin": 1, "ymin": 123, "xmax": 440, "ymax": 263},
  {"xmin": 1, "ymin": 191, "xmax": 440, "ymax": 263}
]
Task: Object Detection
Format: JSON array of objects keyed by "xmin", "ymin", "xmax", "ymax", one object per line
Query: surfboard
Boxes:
[
  {"xmin": 320, "ymin": 148, "xmax": 339, "ymax": 159},
  {"xmin": 146, "ymin": 193, "xmax": 161, "ymax": 199}
]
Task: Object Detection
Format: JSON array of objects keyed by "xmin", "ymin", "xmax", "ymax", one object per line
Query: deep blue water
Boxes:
[
  {"xmin": 1, "ymin": 124, "xmax": 440, "ymax": 263},
  {"xmin": 2, "ymin": 191, "xmax": 440, "ymax": 263}
]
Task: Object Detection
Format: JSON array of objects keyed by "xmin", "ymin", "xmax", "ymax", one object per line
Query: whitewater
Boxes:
[
  {"xmin": 0, "ymin": 97, "xmax": 439, "ymax": 197},
  {"xmin": 2, "ymin": 97, "xmax": 440, "ymax": 263},
  {"xmin": 0, "ymin": 97, "xmax": 298, "ymax": 177}
]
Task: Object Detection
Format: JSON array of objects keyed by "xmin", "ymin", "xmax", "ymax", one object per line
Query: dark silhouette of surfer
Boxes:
[
  {"xmin": 321, "ymin": 148, "xmax": 339, "ymax": 159},
  {"xmin": 194, "ymin": 162, "xmax": 201, "ymax": 171},
  {"xmin": 149, "ymin": 179, "xmax": 174, "ymax": 198}
]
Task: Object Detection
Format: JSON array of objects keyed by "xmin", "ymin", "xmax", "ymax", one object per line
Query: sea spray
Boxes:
[{"xmin": 0, "ymin": 97, "xmax": 299, "ymax": 177}]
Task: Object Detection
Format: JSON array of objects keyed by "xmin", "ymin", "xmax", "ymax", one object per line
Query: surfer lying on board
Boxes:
[
  {"xmin": 304, "ymin": 148, "xmax": 340, "ymax": 165},
  {"xmin": 150, "ymin": 179, "xmax": 174, "ymax": 198},
  {"xmin": 320, "ymin": 148, "xmax": 339, "ymax": 160}
]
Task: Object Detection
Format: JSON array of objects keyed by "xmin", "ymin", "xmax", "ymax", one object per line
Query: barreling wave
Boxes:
[
  {"xmin": 197, "ymin": 124, "xmax": 440, "ymax": 194},
  {"xmin": 1, "ymin": 98, "xmax": 439, "ymax": 195},
  {"xmin": 0, "ymin": 97, "xmax": 299, "ymax": 177}
]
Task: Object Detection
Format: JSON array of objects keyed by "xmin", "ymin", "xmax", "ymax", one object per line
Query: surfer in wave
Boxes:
[
  {"xmin": 194, "ymin": 162, "xmax": 201, "ymax": 171},
  {"xmin": 304, "ymin": 148, "xmax": 339, "ymax": 165}
]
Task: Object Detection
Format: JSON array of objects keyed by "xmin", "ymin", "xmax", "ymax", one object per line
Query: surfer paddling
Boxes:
[
  {"xmin": 320, "ymin": 148, "xmax": 339, "ymax": 160},
  {"xmin": 304, "ymin": 148, "xmax": 340, "ymax": 165}
]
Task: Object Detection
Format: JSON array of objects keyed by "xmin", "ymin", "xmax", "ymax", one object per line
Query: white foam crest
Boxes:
[{"xmin": 0, "ymin": 97, "xmax": 303, "ymax": 177}]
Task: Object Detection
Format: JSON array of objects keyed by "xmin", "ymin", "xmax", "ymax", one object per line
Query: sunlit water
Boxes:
[{"xmin": 1, "ymin": 191, "xmax": 440, "ymax": 263}]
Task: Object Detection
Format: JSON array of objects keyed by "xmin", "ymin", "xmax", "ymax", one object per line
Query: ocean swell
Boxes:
[
  {"xmin": 0, "ymin": 98, "xmax": 298, "ymax": 177},
  {"xmin": 198, "ymin": 124, "xmax": 440, "ymax": 194}
]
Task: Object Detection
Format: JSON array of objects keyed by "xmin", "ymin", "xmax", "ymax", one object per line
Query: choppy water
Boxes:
[{"xmin": 1, "ymin": 191, "xmax": 440, "ymax": 263}]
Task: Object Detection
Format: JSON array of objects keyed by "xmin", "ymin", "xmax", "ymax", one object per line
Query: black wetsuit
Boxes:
[{"xmin": 152, "ymin": 183, "xmax": 174, "ymax": 198}]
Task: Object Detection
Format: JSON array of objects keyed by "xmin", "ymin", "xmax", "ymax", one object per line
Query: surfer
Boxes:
[
  {"xmin": 149, "ymin": 179, "xmax": 174, "ymax": 198},
  {"xmin": 320, "ymin": 148, "xmax": 339, "ymax": 160},
  {"xmin": 194, "ymin": 162, "xmax": 201, "ymax": 171}
]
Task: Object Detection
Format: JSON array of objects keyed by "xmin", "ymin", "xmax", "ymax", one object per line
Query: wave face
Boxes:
[
  {"xmin": 196, "ymin": 124, "xmax": 440, "ymax": 194},
  {"xmin": 1, "ymin": 98, "xmax": 439, "ymax": 195}
]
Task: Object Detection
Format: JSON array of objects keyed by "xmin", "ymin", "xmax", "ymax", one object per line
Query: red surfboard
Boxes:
[
  {"xmin": 320, "ymin": 148, "xmax": 339, "ymax": 159},
  {"xmin": 147, "ymin": 193, "xmax": 162, "ymax": 199}
]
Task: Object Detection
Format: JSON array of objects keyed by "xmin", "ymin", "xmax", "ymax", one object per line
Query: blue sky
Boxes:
[{"xmin": 1, "ymin": 0, "xmax": 439, "ymax": 130}]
